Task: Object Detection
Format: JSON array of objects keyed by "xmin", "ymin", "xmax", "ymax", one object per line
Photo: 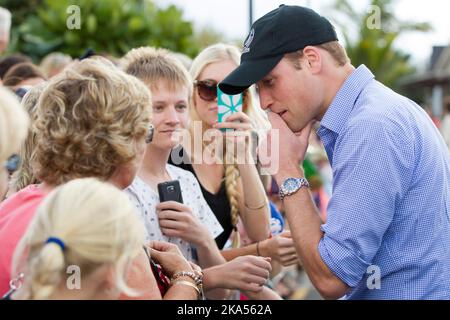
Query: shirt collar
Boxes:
[{"xmin": 319, "ymin": 65, "xmax": 375, "ymax": 135}]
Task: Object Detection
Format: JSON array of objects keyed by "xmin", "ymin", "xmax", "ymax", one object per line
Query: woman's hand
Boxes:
[
  {"xmin": 188, "ymin": 261, "xmax": 202, "ymax": 275},
  {"xmin": 213, "ymin": 111, "xmax": 253, "ymax": 131},
  {"xmin": 260, "ymin": 231, "xmax": 300, "ymax": 266},
  {"xmin": 213, "ymin": 112, "xmax": 254, "ymax": 160},
  {"xmin": 156, "ymin": 201, "xmax": 212, "ymax": 247},
  {"xmin": 147, "ymin": 240, "xmax": 193, "ymax": 278}
]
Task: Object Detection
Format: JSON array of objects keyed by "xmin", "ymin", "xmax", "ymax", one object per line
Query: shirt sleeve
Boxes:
[{"xmin": 318, "ymin": 118, "xmax": 414, "ymax": 287}]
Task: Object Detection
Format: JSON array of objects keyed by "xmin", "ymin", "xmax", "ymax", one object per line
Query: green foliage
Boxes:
[
  {"xmin": 330, "ymin": 0, "xmax": 431, "ymax": 92},
  {"xmin": 2, "ymin": 0, "xmax": 200, "ymax": 61},
  {"xmin": 0, "ymin": 0, "xmax": 44, "ymax": 26},
  {"xmin": 191, "ymin": 26, "xmax": 226, "ymax": 50}
]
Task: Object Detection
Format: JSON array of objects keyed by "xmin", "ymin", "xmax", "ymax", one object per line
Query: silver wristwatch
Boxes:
[{"xmin": 279, "ymin": 177, "xmax": 310, "ymax": 201}]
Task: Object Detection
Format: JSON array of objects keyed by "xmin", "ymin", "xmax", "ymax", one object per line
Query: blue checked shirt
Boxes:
[{"xmin": 316, "ymin": 65, "xmax": 450, "ymax": 299}]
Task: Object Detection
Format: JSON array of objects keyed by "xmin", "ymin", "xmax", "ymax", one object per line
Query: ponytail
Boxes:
[{"xmin": 29, "ymin": 241, "xmax": 65, "ymax": 300}]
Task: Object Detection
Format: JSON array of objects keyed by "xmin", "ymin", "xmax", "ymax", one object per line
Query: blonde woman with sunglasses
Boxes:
[
  {"xmin": 169, "ymin": 44, "xmax": 299, "ymax": 272},
  {"xmin": 185, "ymin": 44, "xmax": 271, "ymax": 249}
]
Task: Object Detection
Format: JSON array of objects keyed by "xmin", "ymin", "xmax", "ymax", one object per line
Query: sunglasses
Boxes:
[
  {"xmin": 14, "ymin": 87, "xmax": 31, "ymax": 100},
  {"xmin": 195, "ymin": 80, "xmax": 248, "ymax": 102},
  {"xmin": 4, "ymin": 154, "xmax": 20, "ymax": 174},
  {"xmin": 194, "ymin": 80, "xmax": 218, "ymax": 102}
]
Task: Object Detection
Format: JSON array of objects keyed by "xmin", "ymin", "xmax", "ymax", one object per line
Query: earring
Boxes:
[{"xmin": 146, "ymin": 125, "xmax": 154, "ymax": 143}]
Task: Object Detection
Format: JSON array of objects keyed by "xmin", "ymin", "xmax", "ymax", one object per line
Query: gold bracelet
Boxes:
[
  {"xmin": 244, "ymin": 199, "xmax": 268, "ymax": 210},
  {"xmin": 256, "ymin": 241, "xmax": 261, "ymax": 256},
  {"xmin": 171, "ymin": 280, "xmax": 200, "ymax": 297},
  {"xmin": 171, "ymin": 270, "xmax": 204, "ymax": 300}
]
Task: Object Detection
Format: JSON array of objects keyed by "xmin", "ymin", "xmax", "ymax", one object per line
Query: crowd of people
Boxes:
[
  {"xmin": 1, "ymin": 4, "xmax": 449, "ymax": 300},
  {"xmin": 0, "ymin": 5, "xmax": 303, "ymax": 299},
  {"xmin": 0, "ymin": 44, "xmax": 301, "ymax": 300}
]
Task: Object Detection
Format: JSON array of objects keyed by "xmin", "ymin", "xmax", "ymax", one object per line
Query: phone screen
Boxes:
[{"xmin": 217, "ymin": 87, "xmax": 243, "ymax": 131}]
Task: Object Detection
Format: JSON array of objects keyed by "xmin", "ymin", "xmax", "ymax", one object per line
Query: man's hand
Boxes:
[{"xmin": 260, "ymin": 112, "xmax": 314, "ymax": 182}]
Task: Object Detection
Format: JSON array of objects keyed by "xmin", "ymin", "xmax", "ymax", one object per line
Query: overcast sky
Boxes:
[{"xmin": 155, "ymin": 0, "xmax": 450, "ymax": 69}]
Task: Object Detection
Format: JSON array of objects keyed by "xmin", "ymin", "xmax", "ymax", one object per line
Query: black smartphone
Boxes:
[{"xmin": 157, "ymin": 180, "xmax": 183, "ymax": 203}]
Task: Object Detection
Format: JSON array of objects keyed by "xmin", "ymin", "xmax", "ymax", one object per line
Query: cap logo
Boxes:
[{"xmin": 242, "ymin": 28, "xmax": 254, "ymax": 54}]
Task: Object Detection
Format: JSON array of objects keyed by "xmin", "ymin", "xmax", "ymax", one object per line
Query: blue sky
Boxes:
[{"xmin": 156, "ymin": 0, "xmax": 450, "ymax": 69}]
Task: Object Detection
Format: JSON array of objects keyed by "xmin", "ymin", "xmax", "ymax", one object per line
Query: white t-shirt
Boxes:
[{"xmin": 125, "ymin": 164, "xmax": 223, "ymax": 262}]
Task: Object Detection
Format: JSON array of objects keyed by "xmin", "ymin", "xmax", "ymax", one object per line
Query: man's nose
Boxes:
[
  {"xmin": 258, "ymin": 88, "xmax": 273, "ymax": 111},
  {"xmin": 165, "ymin": 106, "xmax": 180, "ymax": 125}
]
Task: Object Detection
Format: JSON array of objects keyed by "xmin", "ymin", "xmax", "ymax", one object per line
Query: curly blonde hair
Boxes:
[
  {"xmin": 32, "ymin": 58, "xmax": 152, "ymax": 186},
  {"xmin": 10, "ymin": 83, "xmax": 46, "ymax": 192}
]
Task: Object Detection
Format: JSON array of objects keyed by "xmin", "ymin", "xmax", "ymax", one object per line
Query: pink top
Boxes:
[{"xmin": 0, "ymin": 185, "xmax": 47, "ymax": 296}]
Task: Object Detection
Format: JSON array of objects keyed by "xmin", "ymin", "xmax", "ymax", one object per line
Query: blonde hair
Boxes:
[
  {"xmin": 32, "ymin": 58, "xmax": 152, "ymax": 186},
  {"xmin": 121, "ymin": 46, "xmax": 192, "ymax": 97},
  {"xmin": 12, "ymin": 178, "xmax": 146, "ymax": 300},
  {"xmin": 0, "ymin": 86, "xmax": 29, "ymax": 163},
  {"xmin": 10, "ymin": 83, "xmax": 46, "ymax": 192},
  {"xmin": 171, "ymin": 52, "xmax": 193, "ymax": 71},
  {"xmin": 40, "ymin": 52, "xmax": 72, "ymax": 78},
  {"xmin": 190, "ymin": 43, "xmax": 270, "ymax": 248}
]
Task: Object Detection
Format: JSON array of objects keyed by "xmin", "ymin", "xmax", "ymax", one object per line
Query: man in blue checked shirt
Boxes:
[{"xmin": 219, "ymin": 5, "xmax": 450, "ymax": 299}]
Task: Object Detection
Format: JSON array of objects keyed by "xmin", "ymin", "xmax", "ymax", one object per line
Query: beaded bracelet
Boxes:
[{"xmin": 171, "ymin": 271, "xmax": 198, "ymax": 283}]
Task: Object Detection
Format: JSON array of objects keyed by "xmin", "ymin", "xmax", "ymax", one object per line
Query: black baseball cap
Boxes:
[{"xmin": 219, "ymin": 5, "xmax": 338, "ymax": 95}]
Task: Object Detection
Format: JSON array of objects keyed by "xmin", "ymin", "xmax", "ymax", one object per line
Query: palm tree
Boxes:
[{"xmin": 329, "ymin": 0, "xmax": 431, "ymax": 92}]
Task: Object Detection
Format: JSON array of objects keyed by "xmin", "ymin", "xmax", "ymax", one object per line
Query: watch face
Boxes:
[{"xmin": 283, "ymin": 178, "xmax": 300, "ymax": 193}]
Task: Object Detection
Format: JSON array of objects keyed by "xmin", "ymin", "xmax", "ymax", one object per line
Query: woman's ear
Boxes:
[{"xmin": 302, "ymin": 46, "xmax": 322, "ymax": 74}]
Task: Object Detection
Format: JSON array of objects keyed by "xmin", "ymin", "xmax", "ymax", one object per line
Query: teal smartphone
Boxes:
[{"xmin": 217, "ymin": 87, "xmax": 243, "ymax": 131}]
